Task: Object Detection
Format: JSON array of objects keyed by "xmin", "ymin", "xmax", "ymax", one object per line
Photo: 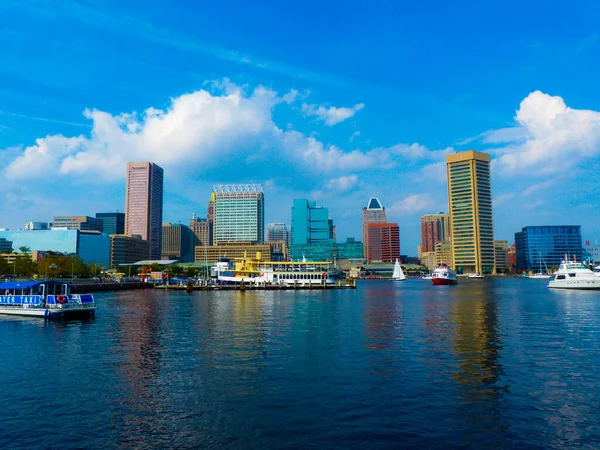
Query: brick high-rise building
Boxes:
[
  {"xmin": 367, "ymin": 222, "xmax": 400, "ymax": 263},
  {"xmin": 124, "ymin": 162, "xmax": 164, "ymax": 260},
  {"xmin": 420, "ymin": 213, "xmax": 450, "ymax": 253},
  {"xmin": 362, "ymin": 197, "xmax": 386, "ymax": 259}
]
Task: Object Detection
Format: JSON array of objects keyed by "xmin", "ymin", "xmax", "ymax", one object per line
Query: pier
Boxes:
[{"xmin": 154, "ymin": 279, "xmax": 357, "ymax": 291}]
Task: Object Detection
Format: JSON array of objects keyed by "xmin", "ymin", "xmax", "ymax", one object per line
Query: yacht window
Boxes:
[
  {"xmin": 557, "ymin": 275, "xmax": 566, "ymax": 280},
  {"xmin": 568, "ymin": 273, "xmax": 576, "ymax": 278}
]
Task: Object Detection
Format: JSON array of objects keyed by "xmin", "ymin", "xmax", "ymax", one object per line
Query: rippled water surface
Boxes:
[{"xmin": 1, "ymin": 279, "xmax": 600, "ymax": 449}]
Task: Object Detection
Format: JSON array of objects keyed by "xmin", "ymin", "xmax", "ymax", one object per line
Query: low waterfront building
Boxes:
[
  {"xmin": 515, "ymin": 225, "xmax": 582, "ymax": 271},
  {"xmin": 110, "ymin": 234, "xmax": 150, "ymax": 267},
  {"xmin": 95, "ymin": 212, "xmax": 125, "ymax": 235},
  {"xmin": 582, "ymin": 241, "xmax": 600, "ymax": 265},
  {"xmin": 194, "ymin": 243, "xmax": 272, "ymax": 264},
  {"xmin": 289, "ymin": 238, "xmax": 363, "ymax": 262},
  {"xmin": 0, "ymin": 229, "xmax": 110, "ymax": 266},
  {"xmin": 420, "ymin": 251, "xmax": 436, "ymax": 271},
  {"xmin": 494, "ymin": 240, "xmax": 509, "ymax": 273},
  {"xmin": 52, "ymin": 216, "xmax": 104, "ymax": 232}
]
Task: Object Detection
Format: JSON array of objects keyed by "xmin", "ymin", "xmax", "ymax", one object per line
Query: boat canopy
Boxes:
[{"xmin": 0, "ymin": 280, "xmax": 63, "ymax": 290}]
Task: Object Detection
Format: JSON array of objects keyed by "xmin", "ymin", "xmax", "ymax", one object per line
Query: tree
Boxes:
[{"xmin": 18, "ymin": 246, "xmax": 31, "ymax": 254}]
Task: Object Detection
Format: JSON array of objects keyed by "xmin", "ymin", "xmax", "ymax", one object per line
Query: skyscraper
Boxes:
[
  {"xmin": 446, "ymin": 150, "xmax": 495, "ymax": 274},
  {"xmin": 291, "ymin": 199, "xmax": 332, "ymax": 245},
  {"xmin": 362, "ymin": 197, "xmax": 386, "ymax": 259},
  {"xmin": 95, "ymin": 212, "xmax": 125, "ymax": 235},
  {"xmin": 213, "ymin": 184, "xmax": 264, "ymax": 244},
  {"xmin": 367, "ymin": 222, "xmax": 400, "ymax": 263},
  {"xmin": 161, "ymin": 223, "xmax": 194, "ymax": 262},
  {"xmin": 420, "ymin": 213, "xmax": 450, "ymax": 253},
  {"xmin": 267, "ymin": 223, "xmax": 290, "ymax": 246},
  {"xmin": 125, "ymin": 162, "xmax": 164, "ymax": 260},
  {"xmin": 190, "ymin": 213, "xmax": 212, "ymax": 247}
]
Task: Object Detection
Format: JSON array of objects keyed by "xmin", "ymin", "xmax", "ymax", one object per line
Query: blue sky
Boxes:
[{"xmin": 1, "ymin": 0, "xmax": 600, "ymax": 253}]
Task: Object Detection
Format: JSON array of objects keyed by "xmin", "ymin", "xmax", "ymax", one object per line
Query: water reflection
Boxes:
[{"xmin": 450, "ymin": 284, "xmax": 508, "ymax": 447}]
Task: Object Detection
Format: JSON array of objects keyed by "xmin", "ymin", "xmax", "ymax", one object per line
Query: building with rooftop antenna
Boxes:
[
  {"xmin": 213, "ymin": 184, "xmax": 264, "ymax": 244},
  {"xmin": 362, "ymin": 197, "xmax": 386, "ymax": 259}
]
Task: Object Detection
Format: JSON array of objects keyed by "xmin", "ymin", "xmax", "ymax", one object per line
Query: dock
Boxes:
[{"xmin": 154, "ymin": 279, "xmax": 357, "ymax": 291}]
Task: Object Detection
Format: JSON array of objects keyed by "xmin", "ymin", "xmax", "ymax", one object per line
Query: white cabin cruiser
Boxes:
[{"xmin": 548, "ymin": 261, "xmax": 600, "ymax": 290}]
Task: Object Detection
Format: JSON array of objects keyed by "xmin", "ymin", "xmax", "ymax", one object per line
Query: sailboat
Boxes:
[
  {"xmin": 528, "ymin": 252, "xmax": 552, "ymax": 279},
  {"xmin": 392, "ymin": 259, "xmax": 406, "ymax": 281}
]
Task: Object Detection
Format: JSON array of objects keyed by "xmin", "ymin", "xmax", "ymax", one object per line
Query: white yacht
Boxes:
[
  {"xmin": 548, "ymin": 261, "xmax": 600, "ymax": 290},
  {"xmin": 467, "ymin": 274, "xmax": 485, "ymax": 279},
  {"xmin": 593, "ymin": 266, "xmax": 600, "ymax": 277}
]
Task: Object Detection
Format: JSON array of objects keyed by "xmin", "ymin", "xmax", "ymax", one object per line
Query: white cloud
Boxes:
[
  {"xmin": 494, "ymin": 91, "xmax": 600, "ymax": 174},
  {"xmin": 326, "ymin": 174, "xmax": 359, "ymax": 193},
  {"xmin": 387, "ymin": 194, "xmax": 437, "ymax": 215},
  {"xmin": 349, "ymin": 131, "xmax": 360, "ymax": 142},
  {"xmin": 302, "ymin": 102, "xmax": 365, "ymax": 126}
]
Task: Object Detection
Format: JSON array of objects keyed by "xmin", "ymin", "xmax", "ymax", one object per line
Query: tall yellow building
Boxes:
[{"xmin": 446, "ymin": 151, "xmax": 495, "ymax": 275}]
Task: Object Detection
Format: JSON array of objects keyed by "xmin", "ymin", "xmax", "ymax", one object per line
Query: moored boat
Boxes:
[
  {"xmin": 548, "ymin": 260, "xmax": 600, "ymax": 290},
  {"xmin": 431, "ymin": 264, "xmax": 457, "ymax": 285},
  {"xmin": 0, "ymin": 280, "xmax": 96, "ymax": 319},
  {"xmin": 215, "ymin": 252, "xmax": 336, "ymax": 287}
]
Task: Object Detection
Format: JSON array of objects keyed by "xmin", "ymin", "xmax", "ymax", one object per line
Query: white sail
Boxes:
[{"xmin": 392, "ymin": 259, "xmax": 406, "ymax": 281}]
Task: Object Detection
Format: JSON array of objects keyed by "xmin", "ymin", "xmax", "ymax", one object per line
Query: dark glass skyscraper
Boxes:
[{"xmin": 96, "ymin": 212, "xmax": 125, "ymax": 235}]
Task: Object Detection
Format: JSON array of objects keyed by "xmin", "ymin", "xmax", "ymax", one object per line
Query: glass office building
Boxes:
[
  {"xmin": 213, "ymin": 184, "xmax": 264, "ymax": 244},
  {"xmin": 289, "ymin": 239, "xmax": 364, "ymax": 262},
  {"xmin": 291, "ymin": 199, "xmax": 331, "ymax": 245},
  {"xmin": 0, "ymin": 229, "xmax": 110, "ymax": 266},
  {"xmin": 96, "ymin": 212, "xmax": 125, "ymax": 235},
  {"xmin": 515, "ymin": 226, "xmax": 582, "ymax": 271}
]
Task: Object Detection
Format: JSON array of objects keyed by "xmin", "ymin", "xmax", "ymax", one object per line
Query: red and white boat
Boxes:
[{"xmin": 431, "ymin": 264, "xmax": 457, "ymax": 285}]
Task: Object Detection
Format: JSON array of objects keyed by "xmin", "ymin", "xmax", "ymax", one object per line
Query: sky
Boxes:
[{"xmin": 1, "ymin": 0, "xmax": 600, "ymax": 253}]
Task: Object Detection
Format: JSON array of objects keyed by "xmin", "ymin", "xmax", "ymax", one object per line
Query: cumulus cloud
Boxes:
[
  {"xmin": 493, "ymin": 90, "xmax": 600, "ymax": 174},
  {"xmin": 326, "ymin": 174, "xmax": 359, "ymax": 193},
  {"xmin": 302, "ymin": 102, "xmax": 364, "ymax": 126},
  {"xmin": 387, "ymin": 194, "xmax": 437, "ymax": 215},
  {"xmin": 5, "ymin": 83, "xmax": 434, "ymax": 183}
]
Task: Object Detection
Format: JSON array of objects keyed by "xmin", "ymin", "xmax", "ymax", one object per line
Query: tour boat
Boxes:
[
  {"xmin": 548, "ymin": 260, "xmax": 600, "ymax": 290},
  {"xmin": 431, "ymin": 264, "xmax": 457, "ymax": 285},
  {"xmin": 0, "ymin": 280, "xmax": 96, "ymax": 319},
  {"xmin": 215, "ymin": 252, "xmax": 336, "ymax": 287},
  {"xmin": 391, "ymin": 259, "xmax": 406, "ymax": 281}
]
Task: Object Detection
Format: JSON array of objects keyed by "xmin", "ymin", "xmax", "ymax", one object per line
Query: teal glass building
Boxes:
[{"xmin": 291, "ymin": 199, "xmax": 332, "ymax": 245}]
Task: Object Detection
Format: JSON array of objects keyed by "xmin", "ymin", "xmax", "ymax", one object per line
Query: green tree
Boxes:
[
  {"xmin": 15, "ymin": 256, "xmax": 37, "ymax": 277},
  {"xmin": 0, "ymin": 255, "xmax": 8, "ymax": 276},
  {"xmin": 18, "ymin": 246, "xmax": 31, "ymax": 254}
]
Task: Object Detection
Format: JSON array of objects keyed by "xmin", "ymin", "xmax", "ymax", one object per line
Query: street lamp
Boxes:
[{"xmin": 49, "ymin": 264, "xmax": 57, "ymax": 280}]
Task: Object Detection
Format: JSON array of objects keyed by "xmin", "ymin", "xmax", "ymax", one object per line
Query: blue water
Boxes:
[{"xmin": 1, "ymin": 279, "xmax": 599, "ymax": 449}]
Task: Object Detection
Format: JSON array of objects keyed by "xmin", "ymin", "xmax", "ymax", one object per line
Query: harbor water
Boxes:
[{"xmin": 1, "ymin": 279, "xmax": 599, "ymax": 449}]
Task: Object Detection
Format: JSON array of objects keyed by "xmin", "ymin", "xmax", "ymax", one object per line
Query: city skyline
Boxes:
[{"xmin": 1, "ymin": 2, "xmax": 600, "ymax": 252}]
